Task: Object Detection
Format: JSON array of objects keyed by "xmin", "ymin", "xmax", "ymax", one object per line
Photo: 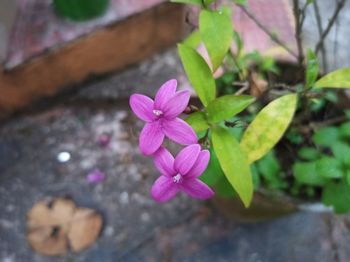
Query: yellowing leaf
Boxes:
[
  {"xmin": 315, "ymin": 68, "xmax": 350, "ymax": 88},
  {"xmin": 240, "ymin": 94, "xmax": 297, "ymax": 163}
]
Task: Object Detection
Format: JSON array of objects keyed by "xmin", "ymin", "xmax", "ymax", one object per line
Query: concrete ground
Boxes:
[{"xmin": 1, "ymin": 49, "xmax": 350, "ymax": 262}]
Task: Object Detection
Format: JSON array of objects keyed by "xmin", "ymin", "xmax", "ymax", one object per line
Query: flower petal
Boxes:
[
  {"xmin": 174, "ymin": 144, "xmax": 201, "ymax": 175},
  {"xmin": 162, "ymin": 90, "xmax": 190, "ymax": 119},
  {"xmin": 154, "ymin": 79, "xmax": 177, "ymax": 109},
  {"xmin": 129, "ymin": 94, "xmax": 156, "ymax": 122},
  {"xmin": 186, "ymin": 150, "xmax": 210, "ymax": 178},
  {"xmin": 151, "ymin": 175, "xmax": 180, "ymax": 202},
  {"xmin": 153, "ymin": 147, "xmax": 176, "ymax": 176},
  {"xmin": 139, "ymin": 121, "xmax": 164, "ymax": 155},
  {"xmin": 162, "ymin": 118, "xmax": 197, "ymax": 145},
  {"xmin": 181, "ymin": 178, "xmax": 214, "ymax": 200}
]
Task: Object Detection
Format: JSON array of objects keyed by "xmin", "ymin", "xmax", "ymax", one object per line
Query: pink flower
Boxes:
[
  {"xmin": 151, "ymin": 145, "xmax": 214, "ymax": 202},
  {"xmin": 129, "ymin": 79, "xmax": 197, "ymax": 155},
  {"xmin": 86, "ymin": 169, "xmax": 106, "ymax": 184}
]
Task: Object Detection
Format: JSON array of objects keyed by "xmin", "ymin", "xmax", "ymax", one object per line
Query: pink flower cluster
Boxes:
[{"xmin": 130, "ymin": 79, "xmax": 214, "ymax": 202}]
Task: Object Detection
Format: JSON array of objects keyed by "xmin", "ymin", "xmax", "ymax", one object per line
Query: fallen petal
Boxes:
[
  {"xmin": 186, "ymin": 150, "xmax": 210, "ymax": 177},
  {"xmin": 129, "ymin": 94, "xmax": 156, "ymax": 122},
  {"xmin": 151, "ymin": 176, "xmax": 179, "ymax": 202},
  {"xmin": 182, "ymin": 178, "xmax": 214, "ymax": 200},
  {"xmin": 174, "ymin": 144, "xmax": 201, "ymax": 175},
  {"xmin": 154, "ymin": 79, "xmax": 177, "ymax": 110},
  {"xmin": 97, "ymin": 133, "xmax": 111, "ymax": 147},
  {"xmin": 86, "ymin": 169, "xmax": 106, "ymax": 184},
  {"xmin": 153, "ymin": 147, "xmax": 176, "ymax": 176},
  {"xmin": 162, "ymin": 118, "xmax": 197, "ymax": 145},
  {"xmin": 139, "ymin": 121, "xmax": 164, "ymax": 155}
]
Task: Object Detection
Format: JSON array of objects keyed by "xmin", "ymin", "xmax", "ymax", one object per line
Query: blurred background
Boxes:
[{"xmin": 1, "ymin": 0, "xmax": 350, "ymax": 261}]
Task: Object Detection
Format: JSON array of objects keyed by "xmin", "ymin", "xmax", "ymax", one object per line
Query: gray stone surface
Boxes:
[{"xmin": 1, "ymin": 49, "xmax": 350, "ymax": 262}]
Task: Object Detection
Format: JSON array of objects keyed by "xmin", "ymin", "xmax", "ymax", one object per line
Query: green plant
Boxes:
[{"xmin": 170, "ymin": 0, "xmax": 350, "ymax": 212}]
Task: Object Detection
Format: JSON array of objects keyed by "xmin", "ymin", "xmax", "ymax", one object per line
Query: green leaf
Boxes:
[
  {"xmin": 346, "ymin": 170, "xmax": 350, "ymax": 186},
  {"xmin": 185, "ymin": 112, "xmax": 209, "ymax": 133},
  {"xmin": 315, "ymin": 68, "xmax": 350, "ymax": 89},
  {"xmin": 200, "ymin": 146, "xmax": 224, "ymax": 186},
  {"xmin": 293, "ymin": 162, "xmax": 326, "ymax": 186},
  {"xmin": 345, "ymin": 110, "xmax": 350, "ymax": 119},
  {"xmin": 322, "ymin": 182, "xmax": 350, "ymax": 214},
  {"xmin": 256, "ymin": 151, "xmax": 287, "ymax": 189},
  {"xmin": 250, "ymin": 164, "xmax": 261, "ymax": 189},
  {"xmin": 240, "ymin": 94, "xmax": 298, "ymax": 163},
  {"xmin": 183, "ymin": 31, "xmax": 202, "ymax": 49},
  {"xmin": 199, "ymin": 7, "xmax": 233, "ymax": 71},
  {"xmin": 324, "ymin": 91, "xmax": 338, "ymax": 103},
  {"xmin": 206, "ymin": 95, "xmax": 254, "ymax": 123},
  {"xmin": 233, "ymin": 31, "xmax": 243, "ymax": 55},
  {"xmin": 212, "ymin": 126, "xmax": 253, "ymax": 207},
  {"xmin": 305, "ymin": 49, "xmax": 319, "ymax": 89},
  {"xmin": 178, "ymin": 44, "xmax": 216, "ymax": 106},
  {"xmin": 286, "ymin": 128, "xmax": 304, "ymax": 145},
  {"xmin": 215, "ymin": 176, "xmax": 237, "ymax": 197},
  {"xmin": 298, "ymin": 147, "xmax": 320, "ymax": 160},
  {"xmin": 339, "ymin": 122, "xmax": 350, "ymax": 138},
  {"xmin": 170, "ymin": 0, "xmax": 202, "ymax": 5},
  {"xmin": 315, "ymin": 157, "xmax": 343, "ymax": 179},
  {"xmin": 331, "ymin": 142, "xmax": 350, "ymax": 167},
  {"xmin": 232, "ymin": 0, "xmax": 247, "ymax": 6},
  {"xmin": 203, "ymin": 0, "xmax": 217, "ymax": 5},
  {"xmin": 312, "ymin": 127, "xmax": 339, "ymax": 146},
  {"xmin": 53, "ymin": 0, "xmax": 109, "ymax": 21}
]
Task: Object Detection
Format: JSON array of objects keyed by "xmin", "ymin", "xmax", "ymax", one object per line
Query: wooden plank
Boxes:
[{"xmin": 0, "ymin": 3, "xmax": 185, "ymax": 115}]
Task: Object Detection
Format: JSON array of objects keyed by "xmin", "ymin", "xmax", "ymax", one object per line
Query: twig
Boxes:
[
  {"xmin": 298, "ymin": 115, "xmax": 348, "ymax": 134},
  {"xmin": 271, "ymin": 83, "xmax": 295, "ymax": 92},
  {"xmin": 234, "ymin": 82, "xmax": 249, "ymax": 95},
  {"xmin": 238, "ymin": 6, "xmax": 298, "ymax": 59},
  {"xmin": 292, "ymin": 0, "xmax": 305, "ymax": 65},
  {"xmin": 313, "ymin": 0, "xmax": 328, "ymax": 72},
  {"xmin": 315, "ymin": 0, "xmax": 346, "ymax": 54}
]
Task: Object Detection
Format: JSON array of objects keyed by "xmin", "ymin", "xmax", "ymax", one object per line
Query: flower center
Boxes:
[
  {"xmin": 153, "ymin": 109, "xmax": 163, "ymax": 117},
  {"xmin": 173, "ymin": 174, "xmax": 183, "ymax": 184}
]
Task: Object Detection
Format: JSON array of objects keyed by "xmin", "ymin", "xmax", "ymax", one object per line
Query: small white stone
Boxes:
[
  {"xmin": 120, "ymin": 192, "xmax": 129, "ymax": 205},
  {"xmin": 141, "ymin": 212, "xmax": 150, "ymax": 223},
  {"xmin": 104, "ymin": 226, "xmax": 114, "ymax": 236},
  {"xmin": 57, "ymin": 152, "xmax": 71, "ymax": 163}
]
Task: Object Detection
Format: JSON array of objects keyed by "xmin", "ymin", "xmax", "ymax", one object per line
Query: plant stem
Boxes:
[
  {"xmin": 238, "ymin": 6, "xmax": 298, "ymax": 59},
  {"xmin": 315, "ymin": 0, "xmax": 345, "ymax": 54},
  {"xmin": 298, "ymin": 115, "xmax": 348, "ymax": 134},
  {"xmin": 292, "ymin": 0, "xmax": 305, "ymax": 66},
  {"xmin": 313, "ymin": 0, "xmax": 328, "ymax": 72}
]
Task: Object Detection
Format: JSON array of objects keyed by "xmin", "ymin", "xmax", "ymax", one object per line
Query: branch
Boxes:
[
  {"xmin": 292, "ymin": 0, "xmax": 305, "ymax": 65},
  {"xmin": 313, "ymin": 0, "xmax": 328, "ymax": 72},
  {"xmin": 299, "ymin": 115, "xmax": 348, "ymax": 134},
  {"xmin": 315, "ymin": 0, "xmax": 346, "ymax": 54},
  {"xmin": 238, "ymin": 6, "xmax": 298, "ymax": 59}
]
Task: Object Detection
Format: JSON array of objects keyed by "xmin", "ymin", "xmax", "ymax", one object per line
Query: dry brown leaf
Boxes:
[
  {"xmin": 26, "ymin": 197, "xmax": 102, "ymax": 256},
  {"xmin": 68, "ymin": 208, "xmax": 103, "ymax": 252},
  {"xmin": 249, "ymin": 71, "xmax": 268, "ymax": 97},
  {"xmin": 27, "ymin": 226, "xmax": 68, "ymax": 256}
]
